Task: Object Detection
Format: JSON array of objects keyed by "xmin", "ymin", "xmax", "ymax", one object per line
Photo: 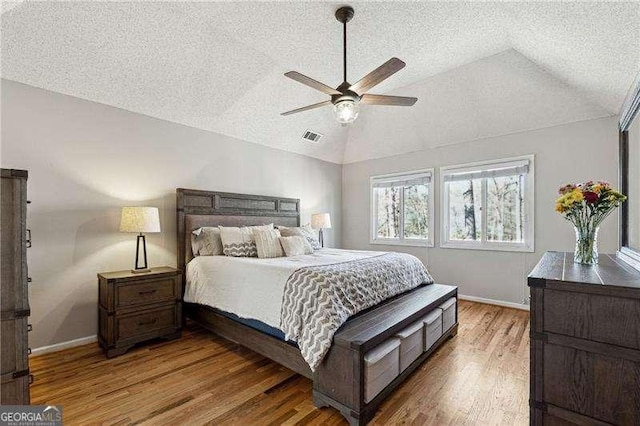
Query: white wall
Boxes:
[
  {"xmin": 342, "ymin": 116, "xmax": 619, "ymax": 305},
  {"xmin": 0, "ymin": 80, "xmax": 342, "ymax": 349}
]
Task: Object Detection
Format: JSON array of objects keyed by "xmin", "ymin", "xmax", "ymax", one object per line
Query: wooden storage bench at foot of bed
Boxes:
[{"xmin": 314, "ymin": 283, "xmax": 458, "ymax": 426}]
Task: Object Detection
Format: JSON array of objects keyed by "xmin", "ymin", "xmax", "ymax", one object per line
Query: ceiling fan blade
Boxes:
[
  {"xmin": 349, "ymin": 58, "xmax": 406, "ymax": 94},
  {"xmin": 284, "ymin": 71, "xmax": 341, "ymax": 96},
  {"xmin": 281, "ymin": 100, "xmax": 332, "ymax": 116},
  {"xmin": 360, "ymin": 94, "xmax": 418, "ymax": 106}
]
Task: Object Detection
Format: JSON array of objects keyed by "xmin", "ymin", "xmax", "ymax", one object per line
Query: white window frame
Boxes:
[
  {"xmin": 370, "ymin": 168, "xmax": 435, "ymax": 247},
  {"xmin": 439, "ymin": 155, "xmax": 535, "ymax": 252}
]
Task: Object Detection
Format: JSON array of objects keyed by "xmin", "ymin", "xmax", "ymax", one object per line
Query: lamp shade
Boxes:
[
  {"xmin": 311, "ymin": 213, "xmax": 332, "ymax": 229},
  {"xmin": 119, "ymin": 207, "xmax": 161, "ymax": 233}
]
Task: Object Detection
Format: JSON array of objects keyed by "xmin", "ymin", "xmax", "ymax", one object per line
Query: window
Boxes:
[
  {"xmin": 440, "ymin": 156, "xmax": 534, "ymax": 252},
  {"xmin": 370, "ymin": 170, "xmax": 434, "ymax": 246}
]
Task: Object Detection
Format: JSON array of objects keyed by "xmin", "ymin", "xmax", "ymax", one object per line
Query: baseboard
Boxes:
[
  {"xmin": 458, "ymin": 294, "xmax": 530, "ymax": 311},
  {"xmin": 31, "ymin": 335, "xmax": 97, "ymax": 356},
  {"xmin": 29, "ymin": 296, "xmax": 527, "ymax": 355}
]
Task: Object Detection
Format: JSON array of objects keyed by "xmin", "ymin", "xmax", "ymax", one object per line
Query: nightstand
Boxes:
[{"xmin": 98, "ymin": 266, "xmax": 182, "ymax": 358}]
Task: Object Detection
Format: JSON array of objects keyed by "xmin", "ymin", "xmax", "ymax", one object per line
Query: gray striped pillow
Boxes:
[{"xmin": 253, "ymin": 229, "xmax": 284, "ymax": 259}]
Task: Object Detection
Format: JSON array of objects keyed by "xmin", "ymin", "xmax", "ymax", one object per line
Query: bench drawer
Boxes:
[
  {"xmin": 440, "ymin": 297, "xmax": 457, "ymax": 332},
  {"xmin": 424, "ymin": 309, "xmax": 443, "ymax": 351},
  {"xmin": 364, "ymin": 338, "xmax": 400, "ymax": 403},
  {"xmin": 395, "ymin": 320, "xmax": 423, "ymax": 372}
]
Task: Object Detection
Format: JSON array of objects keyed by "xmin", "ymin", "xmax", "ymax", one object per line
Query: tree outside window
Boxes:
[
  {"xmin": 372, "ymin": 171, "xmax": 433, "ymax": 246},
  {"xmin": 441, "ymin": 156, "xmax": 533, "ymax": 252}
]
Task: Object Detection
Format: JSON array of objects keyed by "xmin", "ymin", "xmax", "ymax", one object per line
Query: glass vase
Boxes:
[{"xmin": 574, "ymin": 225, "xmax": 599, "ymax": 265}]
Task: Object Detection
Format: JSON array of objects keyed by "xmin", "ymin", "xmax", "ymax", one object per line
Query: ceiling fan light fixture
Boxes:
[{"xmin": 333, "ymin": 97, "xmax": 360, "ymax": 124}]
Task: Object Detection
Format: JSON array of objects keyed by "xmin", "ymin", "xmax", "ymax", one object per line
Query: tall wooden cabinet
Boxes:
[
  {"xmin": 1, "ymin": 169, "xmax": 31, "ymax": 404},
  {"xmin": 528, "ymin": 251, "xmax": 640, "ymax": 425}
]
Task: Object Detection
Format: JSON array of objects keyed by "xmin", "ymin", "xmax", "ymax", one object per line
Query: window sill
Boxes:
[
  {"xmin": 439, "ymin": 241, "xmax": 534, "ymax": 253},
  {"xmin": 370, "ymin": 239, "xmax": 434, "ymax": 248}
]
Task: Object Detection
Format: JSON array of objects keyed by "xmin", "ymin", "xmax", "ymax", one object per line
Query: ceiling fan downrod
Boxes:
[{"xmin": 335, "ymin": 6, "xmax": 354, "ymax": 84}]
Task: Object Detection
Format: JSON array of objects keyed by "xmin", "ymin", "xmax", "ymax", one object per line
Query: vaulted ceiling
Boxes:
[{"xmin": 2, "ymin": 1, "xmax": 639, "ymax": 164}]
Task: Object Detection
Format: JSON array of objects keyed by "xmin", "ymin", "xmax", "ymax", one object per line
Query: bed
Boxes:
[{"xmin": 177, "ymin": 188, "xmax": 458, "ymax": 425}]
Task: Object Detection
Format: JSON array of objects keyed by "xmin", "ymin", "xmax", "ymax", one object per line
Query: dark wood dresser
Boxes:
[
  {"xmin": 98, "ymin": 266, "xmax": 182, "ymax": 358},
  {"xmin": 528, "ymin": 251, "xmax": 640, "ymax": 425},
  {"xmin": 1, "ymin": 169, "xmax": 31, "ymax": 404}
]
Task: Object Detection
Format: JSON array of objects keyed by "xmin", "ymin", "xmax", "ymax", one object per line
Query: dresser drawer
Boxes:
[
  {"xmin": 544, "ymin": 288, "xmax": 640, "ymax": 350},
  {"xmin": 115, "ymin": 277, "xmax": 178, "ymax": 309},
  {"xmin": 1, "ymin": 318, "xmax": 28, "ymax": 375},
  {"xmin": 1, "ymin": 372, "xmax": 30, "ymax": 405},
  {"xmin": 543, "ymin": 343, "xmax": 640, "ymax": 425},
  {"xmin": 116, "ymin": 305, "xmax": 178, "ymax": 341}
]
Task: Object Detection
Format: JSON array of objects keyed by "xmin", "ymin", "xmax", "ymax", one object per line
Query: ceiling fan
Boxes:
[{"xmin": 281, "ymin": 6, "xmax": 417, "ymax": 125}]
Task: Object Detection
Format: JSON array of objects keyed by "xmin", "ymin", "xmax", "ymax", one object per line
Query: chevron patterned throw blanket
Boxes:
[{"xmin": 280, "ymin": 252, "xmax": 433, "ymax": 371}]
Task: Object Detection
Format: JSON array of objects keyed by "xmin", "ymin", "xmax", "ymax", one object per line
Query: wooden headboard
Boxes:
[{"xmin": 176, "ymin": 188, "xmax": 300, "ymax": 280}]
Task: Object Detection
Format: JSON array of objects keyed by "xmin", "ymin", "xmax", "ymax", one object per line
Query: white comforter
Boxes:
[{"xmin": 184, "ymin": 248, "xmax": 387, "ymax": 330}]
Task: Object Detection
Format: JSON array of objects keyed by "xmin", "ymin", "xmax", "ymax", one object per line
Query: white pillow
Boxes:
[
  {"xmin": 191, "ymin": 227, "xmax": 223, "ymax": 256},
  {"xmin": 280, "ymin": 235, "xmax": 314, "ymax": 257},
  {"xmin": 253, "ymin": 228, "xmax": 284, "ymax": 259},
  {"xmin": 219, "ymin": 224, "xmax": 273, "ymax": 257}
]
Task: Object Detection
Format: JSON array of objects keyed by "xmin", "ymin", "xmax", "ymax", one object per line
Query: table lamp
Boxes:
[
  {"xmin": 119, "ymin": 206, "xmax": 160, "ymax": 273},
  {"xmin": 311, "ymin": 213, "xmax": 332, "ymax": 247}
]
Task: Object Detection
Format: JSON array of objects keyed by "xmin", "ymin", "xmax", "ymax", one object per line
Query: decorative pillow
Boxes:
[
  {"xmin": 279, "ymin": 236, "xmax": 314, "ymax": 257},
  {"xmin": 253, "ymin": 229, "xmax": 284, "ymax": 259},
  {"xmin": 191, "ymin": 227, "xmax": 223, "ymax": 256},
  {"xmin": 278, "ymin": 224, "xmax": 321, "ymax": 250},
  {"xmin": 219, "ymin": 224, "xmax": 273, "ymax": 257}
]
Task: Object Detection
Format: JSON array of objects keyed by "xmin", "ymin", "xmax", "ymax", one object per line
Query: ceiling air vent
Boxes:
[{"xmin": 302, "ymin": 130, "xmax": 323, "ymax": 143}]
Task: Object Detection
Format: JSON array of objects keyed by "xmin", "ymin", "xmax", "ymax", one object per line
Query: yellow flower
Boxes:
[
  {"xmin": 555, "ymin": 203, "xmax": 568, "ymax": 213},
  {"xmin": 570, "ymin": 189, "xmax": 584, "ymax": 202},
  {"xmin": 593, "ymin": 184, "xmax": 603, "ymax": 194},
  {"xmin": 556, "ymin": 189, "xmax": 583, "ymax": 209}
]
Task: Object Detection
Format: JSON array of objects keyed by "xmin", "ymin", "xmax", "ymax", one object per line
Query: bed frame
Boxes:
[{"xmin": 177, "ymin": 188, "xmax": 458, "ymax": 425}]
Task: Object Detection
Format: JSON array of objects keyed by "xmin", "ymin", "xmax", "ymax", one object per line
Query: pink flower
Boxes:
[{"xmin": 558, "ymin": 184, "xmax": 576, "ymax": 195}]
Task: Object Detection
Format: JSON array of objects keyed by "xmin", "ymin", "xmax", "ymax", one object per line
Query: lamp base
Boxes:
[{"xmin": 134, "ymin": 233, "xmax": 150, "ymax": 272}]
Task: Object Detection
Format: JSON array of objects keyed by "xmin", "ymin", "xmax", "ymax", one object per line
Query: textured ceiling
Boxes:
[
  {"xmin": 2, "ymin": 1, "xmax": 639, "ymax": 164},
  {"xmin": 345, "ymin": 49, "xmax": 613, "ymax": 163}
]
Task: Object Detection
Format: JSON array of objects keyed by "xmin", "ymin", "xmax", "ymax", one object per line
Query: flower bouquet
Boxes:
[{"xmin": 555, "ymin": 181, "xmax": 626, "ymax": 265}]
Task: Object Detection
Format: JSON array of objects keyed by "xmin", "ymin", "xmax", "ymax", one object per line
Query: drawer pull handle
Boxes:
[
  {"xmin": 27, "ymin": 324, "xmax": 33, "ymax": 332},
  {"xmin": 27, "ymin": 347, "xmax": 32, "ymax": 355},
  {"xmin": 26, "ymin": 229, "xmax": 32, "ymax": 248},
  {"xmin": 29, "ymin": 374, "xmax": 34, "ymax": 385},
  {"xmin": 27, "ymin": 277, "xmax": 32, "ymax": 283},
  {"xmin": 138, "ymin": 290, "xmax": 157, "ymax": 296},
  {"xmin": 138, "ymin": 319, "xmax": 158, "ymax": 326}
]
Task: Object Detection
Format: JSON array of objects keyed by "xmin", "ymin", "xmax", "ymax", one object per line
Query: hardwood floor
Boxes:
[{"xmin": 30, "ymin": 301, "xmax": 530, "ymax": 425}]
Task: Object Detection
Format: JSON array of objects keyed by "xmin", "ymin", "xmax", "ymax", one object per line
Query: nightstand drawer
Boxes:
[
  {"xmin": 117, "ymin": 305, "xmax": 177, "ymax": 340},
  {"xmin": 116, "ymin": 278, "xmax": 177, "ymax": 309}
]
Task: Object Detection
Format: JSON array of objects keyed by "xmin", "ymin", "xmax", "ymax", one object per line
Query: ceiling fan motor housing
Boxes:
[{"xmin": 333, "ymin": 81, "xmax": 359, "ymax": 104}]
